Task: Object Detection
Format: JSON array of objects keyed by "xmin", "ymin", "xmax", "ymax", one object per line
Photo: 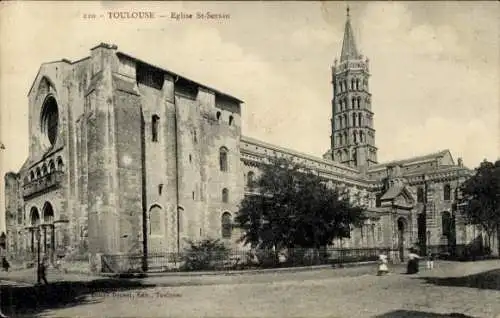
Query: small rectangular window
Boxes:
[{"xmin": 152, "ymin": 115, "xmax": 159, "ymax": 142}]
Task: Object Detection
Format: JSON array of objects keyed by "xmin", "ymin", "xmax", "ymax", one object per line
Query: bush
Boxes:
[{"xmin": 181, "ymin": 239, "xmax": 230, "ymax": 271}]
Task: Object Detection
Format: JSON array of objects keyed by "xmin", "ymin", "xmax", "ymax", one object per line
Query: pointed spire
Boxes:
[{"xmin": 340, "ymin": 6, "xmax": 359, "ymax": 61}]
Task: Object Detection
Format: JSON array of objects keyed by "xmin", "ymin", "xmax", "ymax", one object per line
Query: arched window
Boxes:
[
  {"xmin": 338, "ymin": 134, "xmax": 343, "ymax": 146},
  {"xmin": 247, "ymin": 171, "xmax": 255, "ymax": 189},
  {"xmin": 149, "ymin": 205, "xmax": 162, "ymax": 235},
  {"xmin": 417, "ymin": 187, "xmax": 424, "ymax": 203},
  {"xmin": 221, "ymin": 212, "xmax": 232, "ymax": 239},
  {"xmin": 222, "ymin": 188, "xmax": 229, "ymax": 203},
  {"xmin": 49, "ymin": 160, "xmax": 55, "ymax": 173},
  {"xmin": 441, "ymin": 211, "xmax": 452, "ymax": 238},
  {"xmin": 36, "ymin": 168, "xmax": 41, "ymax": 179},
  {"xmin": 41, "ymin": 96, "xmax": 59, "ymax": 147},
  {"xmin": 30, "ymin": 171, "xmax": 35, "ymax": 181},
  {"xmin": 353, "ymin": 131, "xmax": 357, "ymax": 144},
  {"xmin": 216, "ymin": 111, "xmax": 221, "ymax": 121},
  {"xmin": 30, "ymin": 207, "xmax": 40, "ymax": 226},
  {"xmin": 42, "ymin": 164, "xmax": 48, "ymax": 176},
  {"xmin": 351, "ymin": 79, "xmax": 355, "ymax": 90},
  {"xmin": 343, "ymin": 132, "xmax": 348, "ymax": 144},
  {"xmin": 358, "ymin": 113, "xmax": 362, "ymax": 127},
  {"xmin": 57, "ymin": 157, "xmax": 64, "ymax": 171},
  {"xmin": 336, "ymin": 150, "xmax": 342, "ymax": 160},
  {"xmin": 338, "ymin": 116, "xmax": 343, "ymax": 129},
  {"xmin": 151, "ymin": 115, "xmax": 159, "ymax": 142},
  {"xmin": 359, "ymin": 131, "xmax": 364, "ymax": 143},
  {"xmin": 357, "ymin": 97, "xmax": 361, "ymax": 108},
  {"xmin": 343, "ymin": 114, "xmax": 348, "ymax": 127},
  {"xmin": 229, "ymin": 115, "xmax": 234, "ymax": 126},
  {"xmin": 356, "ymin": 79, "xmax": 360, "ymax": 90},
  {"xmin": 219, "ymin": 147, "xmax": 228, "ymax": 172},
  {"xmin": 352, "ymin": 113, "xmax": 356, "ymax": 127},
  {"xmin": 343, "ymin": 149, "xmax": 349, "ymax": 161},
  {"xmin": 443, "ymin": 184, "xmax": 451, "ymax": 201},
  {"xmin": 42, "ymin": 202, "xmax": 54, "ymax": 224}
]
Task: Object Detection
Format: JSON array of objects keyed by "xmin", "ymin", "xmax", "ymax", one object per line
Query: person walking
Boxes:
[
  {"xmin": 377, "ymin": 252, "xmax": 389, "ymax": 276},
  {"xmin": 37, "ymin": 256, "xmax": 49, "ymax": 284},
  {"xmin": 406, "ymin": 248, "xmax": 421, "ymax": 274},
  {"xmin": 426, "ymin": 250, "xmax": 435, "ymax": 270},
  {"xmin": 1, "ymin": 256, "xmax": 9, "ymax": 272}
]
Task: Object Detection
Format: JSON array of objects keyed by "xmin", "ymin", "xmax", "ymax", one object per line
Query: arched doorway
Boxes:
[
  {"xmin": 42, "ymin": 202, "xmax": 55, "ymax": 260},
  {"xmin": 221, "ymin": 212, "xmax": 233, "ymax": 239},
  {"xmin": 397, "ymin": 217, "xmax": 407, "ymax": 261}
]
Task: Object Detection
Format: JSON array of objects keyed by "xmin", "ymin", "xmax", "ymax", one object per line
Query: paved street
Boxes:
[{"xmin": 1, "ymin": 260, "xmax": 499, "ymax": 318}]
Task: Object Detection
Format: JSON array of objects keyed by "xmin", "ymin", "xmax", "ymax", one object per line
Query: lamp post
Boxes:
[{"xmin": 36, "ymin": 226, "xmax": 41, "ymax": 284}]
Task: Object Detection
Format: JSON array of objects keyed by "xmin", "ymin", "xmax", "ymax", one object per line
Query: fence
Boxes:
[{"xmin": 100, "ymin": 247, "xmax": 396, "ymax": 274}]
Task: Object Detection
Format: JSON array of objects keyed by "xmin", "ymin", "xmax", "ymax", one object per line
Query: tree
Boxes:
[
  {"xmin": 181, "ymin": 238, "xmax": 230, "ymax": 271},
  {"xmin": 459, "ymin": 159, "xmax": 500, "ymax": 253},
  {"xmin": 235, "ymin": 157, "xmax": 366, "ymax": 252}
]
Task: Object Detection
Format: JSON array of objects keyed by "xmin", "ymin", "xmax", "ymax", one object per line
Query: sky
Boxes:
[{"xmin": 0, "ymin": 1, "xmax": 499, "ymax": 229}]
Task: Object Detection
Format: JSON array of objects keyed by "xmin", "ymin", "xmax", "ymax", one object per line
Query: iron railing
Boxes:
[
  {"xmin": 23, "ymin": 171, "xmax": 64, "ymax": 198},
  {"xmin": 100, "ymin": 247, "xmax": 396, "ymax": 274}
]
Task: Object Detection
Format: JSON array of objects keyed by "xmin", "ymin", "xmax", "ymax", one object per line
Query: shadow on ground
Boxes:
[
  {"xmin": 418, "ymin": 269, "xmax": 500, "ymax": 291},
  {"xmin": 1, "ymin": 279, "xmax": 157, "ymax": 317},
  {"xmin": 374, "ymin": 310, "xmax": 476, "ymax": 318}
]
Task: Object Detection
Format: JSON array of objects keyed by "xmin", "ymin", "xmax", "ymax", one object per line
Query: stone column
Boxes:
[
  {"xmin": 43, "ymin": 225, "xmax": 47, "ymax": 253},
  {"xmin": 30, "ymin": 228, "xmax": 34, "ymax": 255}
]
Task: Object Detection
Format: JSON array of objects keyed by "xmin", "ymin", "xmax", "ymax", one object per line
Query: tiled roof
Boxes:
[
  {"xmin": 369, "ymin": 150, "xmax": 450, "ymax": 171},
  {"xmin": 380, "ymin": 184, "xmax": 404, "ymax": 200}
]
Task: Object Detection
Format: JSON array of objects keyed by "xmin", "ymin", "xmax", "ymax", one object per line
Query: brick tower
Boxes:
[{"xmin": 330, "ymin": 7, "xmax": 378, "ymax": 169}]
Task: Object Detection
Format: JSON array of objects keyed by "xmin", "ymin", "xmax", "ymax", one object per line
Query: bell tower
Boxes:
[{"xmin": 329, "ymin": 7, "xmax": 378, "ymax": 169}]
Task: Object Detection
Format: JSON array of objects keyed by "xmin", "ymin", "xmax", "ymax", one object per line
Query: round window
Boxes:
[{"xmin": 40, "ymin": 96, "xmax": 59, "ymax": 147}]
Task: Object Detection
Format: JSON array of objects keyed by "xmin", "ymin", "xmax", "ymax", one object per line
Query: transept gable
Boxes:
[
  {"xmin": 28, "ymin": 61, "xmax": 71, "ymax": 98},
  {"xmin": 380, "ymin": 184, "xmax": 414, "ymax": 209}
]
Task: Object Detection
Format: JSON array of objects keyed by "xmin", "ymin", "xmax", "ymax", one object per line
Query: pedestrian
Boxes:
[
  {"xmin": 377, "ymin": 252, "xmax": 389, "ymax": 276},
  {"xmin": 38, "ymin": 255, "xmax": 49, "ymax": 284},
  {"xmin": 406, "ymin": 248, "xmax": 421, "ymax": 274},
  {"xmin": 426, "ymin": 250, "xmax": 435, "ymax": 270},
  {"xmin": 1, "ymin": 256, "xmax": 9, "ymax": 272}
]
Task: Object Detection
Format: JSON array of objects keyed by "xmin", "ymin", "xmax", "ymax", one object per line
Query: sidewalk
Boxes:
[
  {"xmin": 108, "ymin": 260, "xmax": 379, "ymax": 278},
  {"xmin": 3, "ymin": 260, "xmax": 487, "ymax": 288},
  {"xmin": 0, "ymin": 261, "xmax": 381, "ymax": 286},
  {"xmin": 0, "ymin": 268, "xmax": 99, "ymax": 286}
]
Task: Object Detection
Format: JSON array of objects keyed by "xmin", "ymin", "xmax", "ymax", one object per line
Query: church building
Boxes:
[{"xmin": 4, "ymin": 10, "xmax": 491, "ymax": 272}]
